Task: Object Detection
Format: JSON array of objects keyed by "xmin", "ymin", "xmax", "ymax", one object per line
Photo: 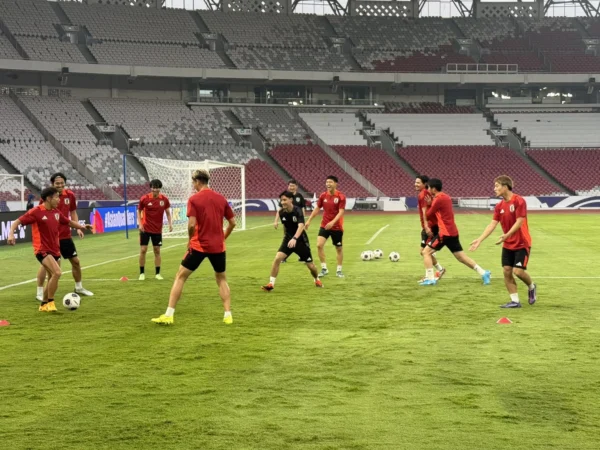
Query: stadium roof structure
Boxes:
[{"xmin": 154, "ymin": 0, "xmax": 600, "ymax": 17}]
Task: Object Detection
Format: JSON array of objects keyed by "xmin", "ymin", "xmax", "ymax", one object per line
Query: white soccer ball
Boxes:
[
  {"xmin": 388, "ymin": 252, "xmax": 400, "ymax": 262},
  {"xmin": 373, "ymin": 249, "xmax": 384, "ymax": 259},
  {"xmin": 63, "ymin": 292, "xmax": 81, "ymax": 310},
  {"xmin": 361, "ymin": 251, "xmax": 372, "ymax": 261}
]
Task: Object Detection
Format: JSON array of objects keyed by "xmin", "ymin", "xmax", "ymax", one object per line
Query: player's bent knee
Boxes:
[
  {"xmin": 513, "ymin": 268, "xmax": 526, "ymax": 278},
  {"xmin": 70, "ymin": 257, "xmax": 80, "ymax": 267}
]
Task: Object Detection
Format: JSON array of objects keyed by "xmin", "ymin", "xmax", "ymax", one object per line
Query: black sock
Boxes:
[
  {"xmin": 41, "ymin": 301, "xmax": 48, "ymax": 306},
  {"xmin": 155, "ymin": 266, "xmax": 161, "ymax": 275},
  {"xmin": 48, "ymin": 299, "xmax": 53, "ymax": 303},
  {"xmin": 140, "ymin": 266, "xmax": 145, "ymax": 274}
]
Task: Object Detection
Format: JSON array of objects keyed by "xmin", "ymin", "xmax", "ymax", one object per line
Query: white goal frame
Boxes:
[
  {"xmin": 0, "ymin": 173, "xmax": 25, "ymax": 210},
  {"xmin": 138, "ymin": 157, "xmax": 246, "ymax": 237}
]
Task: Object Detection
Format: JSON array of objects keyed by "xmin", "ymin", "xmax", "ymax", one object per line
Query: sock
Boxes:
[
  {"xmin": 47, "ymin": 298, "xmax": 54, "ymax": 304},
  {"xmin": 36, "ymin": 286, "xmax": 43, "ymax": 296},
  {"xmin": 510, "ymin": 293, "xmax": 520, "ymax": 303},
  {"xmin": 529, "ymin": 283, "xmax": 535, "ymax": 291},
  {"xmin": 434, "ymin": 263, "xmax": 443, "ymax": 271},
  {"xmin": 75, "ymin": 282, "xmax": 83, "ymax": 290},
  {"xmin": 165, "ymin": 307, "xmax": 175, "ymax": 317},
  {"xmin": 321, "ymin": 263, "xmax": 327, "ymax": 270},
  {"xmin": 269, "ymin": 276, "xmax": 276, "ymax": 285},
  {"xmin": 155, "ymin": 266, "xmax": 161, "ymax": 275},
  {"xmin": 41, "ymin": 301, "xmax": 48, "ymax": 306},
  {"xmin": 426, "ymin": 268, "xmax": 435, "ymax": 280},
  {"xmin": 473, "ymin": 264, "xmax": 486, "ymax": 276},
  {"xmin": 336, "ymin": 265, "xmax": 342, "ymax": 272},
  {"xmin": 224, "ymin": 311, "xmax": 232, "ymax": 318},
  {"xmin": 140, "ymin": 266, "xmax": 145, "ymax": 274}
]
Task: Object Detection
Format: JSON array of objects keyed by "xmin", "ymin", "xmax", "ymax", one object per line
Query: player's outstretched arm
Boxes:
[
  {"xmin": 305, "ymin": 205, "xmax": 321, "ymax": 230},
  {"xmin": 224, "ymin": 217, "xmax": 236, "ymax": 240},
  {"xmin": 6, "ymin": 219, "xmax": 22, "ymax": 245},
  {"xmin": 71, "ymin": 210, "xmax": 85, "ymax": 239},
  {"xmin": 69, "ymin": 220, "xmax": 93, "ymax": 233},
  {"xmin": 470, "ymin": 220, "xmax": 499, "ymax": 251}
]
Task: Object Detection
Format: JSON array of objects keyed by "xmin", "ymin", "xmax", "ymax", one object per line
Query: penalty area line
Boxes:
[{"xmin": 366, "ymin": 224, "xmax": 389, "ymax": 245}]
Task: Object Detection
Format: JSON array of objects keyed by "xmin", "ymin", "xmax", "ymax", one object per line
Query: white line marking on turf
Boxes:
[
  {"xmin": 366, "ymin": 224, "xmax": 389, "ymax": 245},
  {"xmin": 0, "ymin": 243, "xmax": 185, "ymax": 292}
]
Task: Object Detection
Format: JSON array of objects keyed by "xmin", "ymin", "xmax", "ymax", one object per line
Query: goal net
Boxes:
[
  {"xmin": 0, "ymin": 173, "xmax": 25, "ymax": 209},
  {"xmin": 137, "ymin": 157, "xmax": 246, "ymax": 237}
]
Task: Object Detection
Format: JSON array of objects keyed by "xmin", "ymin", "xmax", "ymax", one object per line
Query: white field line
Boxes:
[
  {"xmin": 366, "ymin": 224, "xmax": 389, "ymax": 245},
  {"xmin": 0, "ymin": 224, "xmax": 275, "ymax": 292}
]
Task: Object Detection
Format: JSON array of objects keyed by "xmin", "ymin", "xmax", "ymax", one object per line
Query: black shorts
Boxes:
[
  {"xmin": 420, "ymin": 225, "xmax": 439, "ymax": 248},
  {"xmin": 59, "ymin": 238, "xmax": 78, "ymax": 259},
  {"xmin": 502, "ymin": 247, "xmax": 530, "ymax": 270},
  {"xmin": 278, "ymin": 236, "xmax": 314, "ymax": 263},
  {"xmin": 140, "ymin": 231, "xmax": 162, "ymax": 247},
  {"xmin": 318, "ymin": 227, "xmax": 343, "ymax": 247},
  {"xmin": 36, "ymin": 253, "xmax": 60, "ymax": 264},
  {"xmin": 428, "ymin": 234, "xmax": 463, "ymax": 253},
  {"xmin": 181, "ymin": 249, "xmax": 226, "ymax": 273}
]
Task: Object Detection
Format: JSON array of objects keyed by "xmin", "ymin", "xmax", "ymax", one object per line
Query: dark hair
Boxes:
[
  {"xmin": 280, "ymin": 190, "xmax": 294, "ymax": 199},
  {"xmin": 494, "ymin": 175, "xmax": 514, "ymax": 191},
  {"xmin": 416, "ymin": 175, "xmax": 429, "ymax": 185},
  {"xmin": 327, "ymin": 175, "xmax": 338, "ymax": 183},
  {"xmin": 192, "ymin": 169, "xmax": 210, "ymax": 184},
  {"xmin": 50, "ymin": 172, "xmax": 67, "ymax": 183},
  {"xmin": 149, "ymin": 179, "xmax": 163, "ymax": 189},
  {"xmin": 428, "ymin": 178, "xmax": 443, "ymax": 192},
  {"xmin": 287, "ymin": 179, "xmax": 298, "ymax": 186},
  {"xmin": 41, "ymin": 187, "xmax": 58, "ymax": 201}
]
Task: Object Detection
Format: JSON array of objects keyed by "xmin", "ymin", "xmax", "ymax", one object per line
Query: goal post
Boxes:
[
  {"xmin": 136, "ymin": 157, "xmax": 246, "ymax": 237},
  {"xmin": 0, "ymin": 173, "xmax": 25, "ymax": 210}
]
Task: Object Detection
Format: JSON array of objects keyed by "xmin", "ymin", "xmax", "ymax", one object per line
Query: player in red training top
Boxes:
[
  {"xmin": 305, "ymin": 175, "xmax": 346, "ymax": 278},
  {"xmin": 152, "ymin": 169, "xmax": 236, "ymax": 326},
  {"xmin": 470, "ymin": 175, "xmax": 536, "ymax": 308},
  {"xmin": 137, "ymin": 179, "xmax": 172, "ymax": 281},
  {"xmin": 8, "ymin": 187, "xmax": 93, "ymax": 312},
  {"xmin": 419, "ymin": 178, "xmax": 491, "ymax": 286},
  {"xmin": 415, "ymin": 175, "xmax": 445, "ymax": 282},
  {"xmin": 34, "ymin": 173, "xmax": 94, "ymax": 301}
]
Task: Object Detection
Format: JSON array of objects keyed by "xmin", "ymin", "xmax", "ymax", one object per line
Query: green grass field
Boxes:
[{"xmin": 1, "ymin": 212, "xmax": 600, "ymax": 450}]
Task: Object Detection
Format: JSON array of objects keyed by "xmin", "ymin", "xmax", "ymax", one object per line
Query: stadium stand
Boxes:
[
  {"xmin": 398, "ymin": 145, "xmax": 562, "ymax": 197},
  {"xmin": 244, "ymin": 158, "xmax": 288, "ymax": 199},
  {"xmin": 0, "ymin": 96, "xmax": 100, "ymax": 198},
  {"xmin": 331, "ymin": 146, "xmax": 414, "ymax": 197},
  {"xmin": 580, "ymin": 18, "xmax": 600, "ymax": 38},
  {"xmin": 300, "ymin": 113, "xmax": 366, "ymax": 146},
  {"xmin": 0, "ymin": 30, "xmax": 22, "ymax": 60},
  {"xmin": 384, "ymin": 102, "xmax": 475, "ymax": 113},
  {"xmin": 0, "ymin": 0, "xmax": 86, "ymax": 63},
  {"xmin": 269, "ymin": 144, "xmax": 371, "ymax": 197},
  {"xmin": 20, "ymin": 96, "xmax": 147, "ymax": 196},
  {"xmin": 227, "ymin": 47, "xmax": 353, "ymax": 72},
  {"xmin": 367, "ymin": 113, "xmax": 493, "ymax": 146},
  {"xmin": 494, "ymin": 113, "xmax": 600, "ymax": 148},
  {"xmin": 232, "ymin": 107, "xmax": 309, "ymax": 145},
  {"xmin": 526, "ymin": 149, "xmax": 600, "ymax": 195}
]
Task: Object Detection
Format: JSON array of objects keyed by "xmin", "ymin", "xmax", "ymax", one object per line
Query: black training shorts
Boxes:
[
  {"xmin": 420, "ymin": 225, "xmax": 439, "ymax": 248},
  {"xmin": 278, "ymin": 236, "xmax": 314, "ymax": 263},
  {"xmin": 318, "ymin": 227, "xmax": 343, "ymax": 247},
  {"xmin": 181, "ymin": 249, "xmax": 226, "ymax": 273},
  {"xmin": 428, "ymin": 234, "xmax": 463, "ymax": 253},
  {"xmin": 140, "ymin": 231, "xmax": 162, "ymax": 247},
  {"xmin": 502, "ymin": 247, "xmax": 530, "ymax": 270},
  {"xmin": 59, "ymin": 238, "xmax": 78, "ymax": 259}
]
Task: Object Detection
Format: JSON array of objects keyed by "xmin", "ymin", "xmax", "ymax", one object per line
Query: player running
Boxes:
[
  {"xmin": 262, "ymin": 191, "xmax": 323, "ymax": 291},
  {"xmin": 8, "ymin": 187, "xmax": 93, "ymax": 312},
  {"xmin": 137, "ymin": 179, "xmax": 172, "ymax": 281},
  {"xmin": 415, "ymin": 175, "xmax": 445, "ymax": 282},
  {"xmin": 151, "ymin": 169, "xmax": 235, "ymax": 326},
  {"xmin": 274, "ymin": 179, "xmax": 307, "ymax": 263},
  {"xmin": 305, "ymin": 175, "xmax": 346, "ymax": 278},
  {"xmin": 35, "ymin": 173, "xmax": 93, "ymax": 301},
  {"xmin": 419, "ymin": 178, "xmax": 491, "ymax": 286},
  {"xmin": 470, "ymin": 175, "xmax": 536, "ymax": 308}
]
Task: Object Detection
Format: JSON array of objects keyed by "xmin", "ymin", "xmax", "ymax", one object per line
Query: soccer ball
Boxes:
[
  {"xmin": 63, "ymin": 292, "xmax": 81, "ymax": 310},
  {"xmin": 388, "ymin": 252, "xmax": 400, "ymax": 262},
  {"xmin": 373, "ymin": 249, "xmax": 384, "ymax": 259},
  {"xmin": 361, "ymin": 251, "xmax": 372, "ymax": 261}
]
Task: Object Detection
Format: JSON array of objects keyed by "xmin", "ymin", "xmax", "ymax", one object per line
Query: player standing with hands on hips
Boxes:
[{"xmin": 305, "ymin": 175, "xmax": 346, "ymax": 278}]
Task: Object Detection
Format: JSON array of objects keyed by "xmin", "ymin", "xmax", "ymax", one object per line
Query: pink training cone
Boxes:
[
  {"xmin": 497, "ymin": 317, "xmax": 513, "ymax": 324},
  {"xmin": 120, "ymin": 277, "xmax": 129, "ymax": 282},
  {"xmin": 0, "ymin": 320, "xmax": 10, "ymax": 327}
]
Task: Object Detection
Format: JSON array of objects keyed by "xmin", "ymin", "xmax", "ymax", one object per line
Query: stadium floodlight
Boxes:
[{"xmin": 136, "ymin": 157, "xmax": 246, "ymax": 237}]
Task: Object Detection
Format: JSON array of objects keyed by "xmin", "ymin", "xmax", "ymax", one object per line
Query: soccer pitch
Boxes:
[{"xmin": 1, "ymin": 212, "xmax": 599, "ymax": 450}]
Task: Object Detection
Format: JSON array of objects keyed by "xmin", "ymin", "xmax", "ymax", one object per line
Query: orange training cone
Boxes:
[
  {"xmin": 497, "ymin": 317, "xmax": 512, "ymax": 324},
  {"xmin": 120, "ymin": 277, "xmax": 129, "ymax": 282}
]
